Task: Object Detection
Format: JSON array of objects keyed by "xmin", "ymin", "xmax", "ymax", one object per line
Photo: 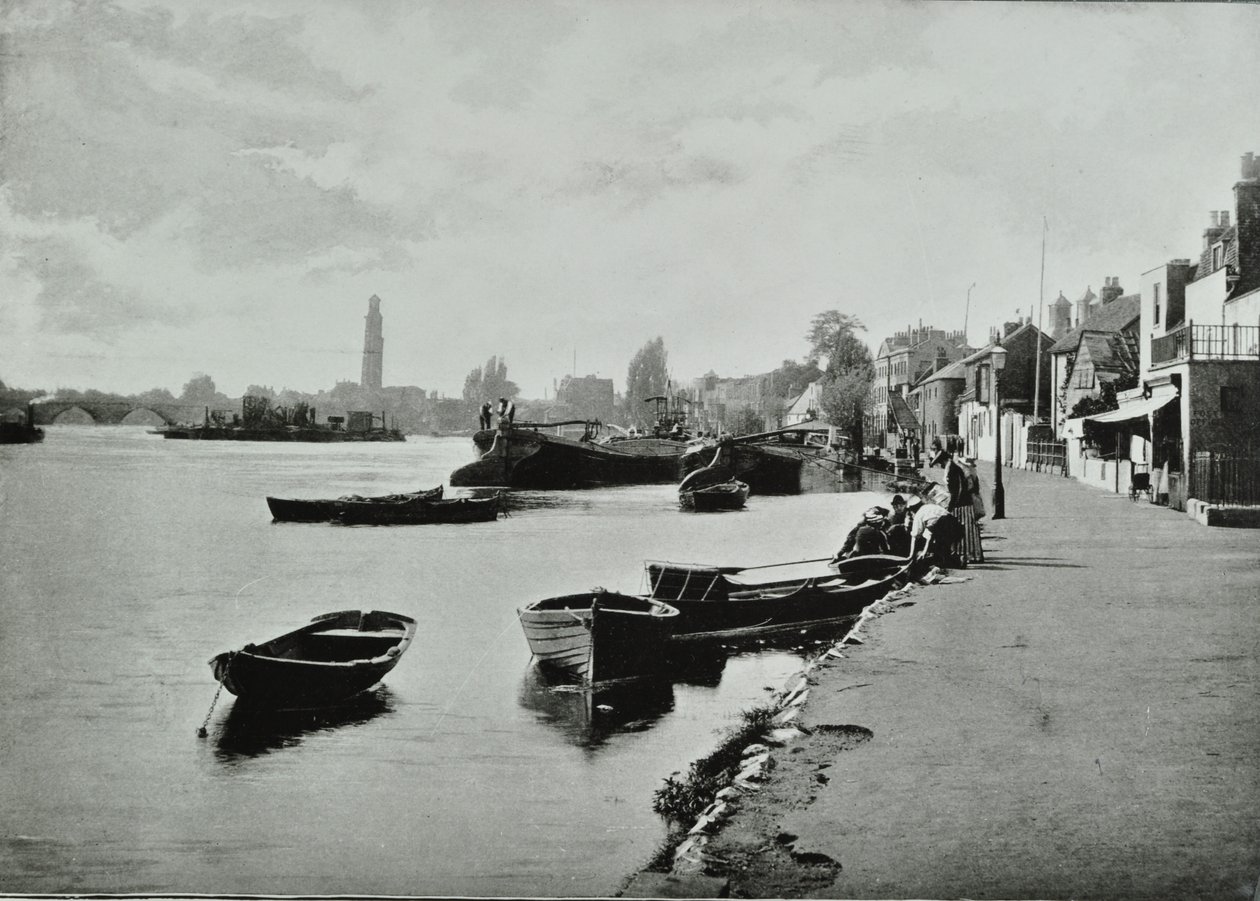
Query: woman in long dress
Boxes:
[{"xmin": 927, "ymin": 437, "xmax": 984, "ymax": 566}]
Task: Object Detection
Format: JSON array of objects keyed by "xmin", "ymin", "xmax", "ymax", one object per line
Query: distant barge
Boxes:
[{"xmin": 154, "ymin": 395, "xmax": 404, "ymax": 442}]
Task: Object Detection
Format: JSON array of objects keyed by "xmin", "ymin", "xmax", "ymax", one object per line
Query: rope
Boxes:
[{"xmin": 196, "ymin": 652, "xmax": 235, "ymax": 737}]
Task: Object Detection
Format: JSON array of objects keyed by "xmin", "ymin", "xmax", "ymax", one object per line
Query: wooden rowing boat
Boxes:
[
  {"xmin": 208, "ymin": 610, "xmax": 416, "ymax": 709},
  {"xmin": 644, "ymin": 554, "xmax": 915, "ymax": 640},
  {"xmin": 335, "ymin": 493, "xmax": 502, "ymax": 525},
  {"xmin": 266, "ymin": 486, "xmax": 443, "ymax": 522},
  {"xmin": 518, "ymin": 590, "xmax": 679, "ymax": 683}
]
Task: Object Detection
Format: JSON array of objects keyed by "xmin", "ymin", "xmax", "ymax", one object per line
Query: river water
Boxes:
[{"xmin": 0, "ymin": 427, "xmax": 880, "ymax": 897}]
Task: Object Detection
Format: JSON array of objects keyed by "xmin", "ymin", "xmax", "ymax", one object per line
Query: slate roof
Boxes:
[
  {"xmin": 916, "ymin": 359, "xmax": 966, "ymax": 385},
  {"xmin": 1047, "ymin": 295, "xmax": 1141, "ymax": 354},
  {"xmin": 1078, "ymin": 330, "xmax": 1139, "ymax": 375}
]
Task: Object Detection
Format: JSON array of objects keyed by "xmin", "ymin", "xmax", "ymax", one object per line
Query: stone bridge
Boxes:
[{"xmin": 32, "ymin": 401, "xmax": 210, "ymax": 426}]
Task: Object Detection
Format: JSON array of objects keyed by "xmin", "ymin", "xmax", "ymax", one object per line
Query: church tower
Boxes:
[{"xmin": 361, "ymin": 295, "xmax": 383, "ymax": 390}]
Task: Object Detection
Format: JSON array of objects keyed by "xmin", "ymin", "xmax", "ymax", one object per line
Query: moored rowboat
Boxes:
[
  {"xmin": 645, "ymin": 554, "xmax": 915, "ymax": 640},
  {"xmin": 267, "ymin": 486, "xmax": 443, "ymax": 522},
  {"xmin": 518, "ymin": 590, "xmax": 679, "ymax": 683},
  {"xmin": 209, "ymin": 609, "xmax": 416, "ymax": 708},
  {"xmin": 335, "ymin": 493, "xmax": 503, "ymax": 525}
]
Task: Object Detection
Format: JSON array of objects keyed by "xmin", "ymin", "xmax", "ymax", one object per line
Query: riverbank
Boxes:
[{"xmin": 624, "ymin": 467, "xmax": 1260, "ymax": 899}]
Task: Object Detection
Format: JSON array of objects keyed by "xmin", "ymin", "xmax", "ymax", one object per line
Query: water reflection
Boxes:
[
  {"xmin": 518, "ymin": 668, "xmax": 674, "ymax": 750},
  {"xmin": 212, "ymin": 687, "xmax": 396, "ymax": 763}
]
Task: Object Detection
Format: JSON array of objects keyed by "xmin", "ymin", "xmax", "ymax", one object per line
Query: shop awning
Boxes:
[{"xmin": 1084, "ymin": 383, "xmax": 1178, "ymax": 423}]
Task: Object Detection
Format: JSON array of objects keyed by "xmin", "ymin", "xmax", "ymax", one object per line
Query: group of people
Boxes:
[
  {"xmin": 477, "ymin": 398, "xmax": 516, "ymax": 430},
  {"xmin": 830, "ymin": 435, "xmax": 986, "ymax": 570}
]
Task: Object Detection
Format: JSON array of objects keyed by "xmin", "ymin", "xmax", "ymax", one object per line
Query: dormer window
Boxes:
[{"xmin": 1212, "ymin": 243, "xmax": 1224, "ymax": 270}]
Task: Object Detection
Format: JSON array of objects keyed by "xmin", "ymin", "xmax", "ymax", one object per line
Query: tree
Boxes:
[
  {"xmin": 462, "ymin": 355, "xmax": 519, "ymax": 406},
  {"xmin": 623, "ymin": 337, "xmax": 669, "ymax": 429},
  {"xmin": 245, "ymin": 384, "xmax": 276, "ymax": 399},
  {"xmin": 769, "ymin": 358, "xmax": 824, "ymax": 399},
  {"xmin": 807, "ymin": 312, "xmax": 874, "ymax": 449},
  {"xmin": 728, "ymin": 407, "xmax": 765, "ymax": 436},
  {"xmin": 807, "ymin": 311, "xmax": 871, "ymax": 373},
  {"xmin": 180, "ymin": 373, "xmax": 219, "ymax": 404}
]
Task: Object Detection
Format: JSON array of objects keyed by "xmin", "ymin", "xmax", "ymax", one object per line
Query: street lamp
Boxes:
[{"xmin": 990, "ymin": 342, "xmax": 1008, "ymax": 520}]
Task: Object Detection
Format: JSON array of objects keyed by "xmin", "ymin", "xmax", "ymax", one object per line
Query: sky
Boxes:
[{"xmin": 2, "ymin": 0, "xmax": 1259, "ymax": 400}]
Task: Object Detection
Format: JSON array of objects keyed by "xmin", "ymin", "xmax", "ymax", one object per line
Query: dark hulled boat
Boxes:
[
  {"xmin": 156, "ymin": 396, "xmax": 404, "ymax": 442},
  {"xmin": 267, "ymin": 486, "xmax": 444, "ymax": 522},
  {"xmin": 335, "ymin": 493, "xmax": 502, "ymax": 525},
  {"xmin": 645, "ymin": 554, "xmax": 914, "ymax": 640},
  {"xmin": 0, "ymin": 403, "xmax": 45, "ymax": 445},
  {"xmin": 208, "ymin": 610, "xmax": 416, "ymax": 709},
  {"xmin": 450, "ymin": 422, "xmax": 689, "ymax": 490},
  {"xmin": 518, "ymin": 590, "xmax": 679, "ymax": 683},
  {"xmin": 679, "ymin": 478, "xmax": 749, "ymax": 512},
  {"xmin": 679, "ymin": 421, "xmax": 858, "ymax": 495}
]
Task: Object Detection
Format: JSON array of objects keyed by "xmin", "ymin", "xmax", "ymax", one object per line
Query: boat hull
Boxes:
[
  {"xmin": 452, "ymin": 427, "xmax": 688, "ymax": 489},
  {"xmin": 267, "ymin": 487, "xmax": 443, "ymax": 522},
  {"xmin": 646, "ymin": 555, "xmax": 912, "ymax": 639},
  {"xmin": 158, "ymin": 426, "xmax": 404, "ymax": 442},
  {"xmin": 518, "ymin": 591, "xmax": 679, "ymax": 682},
  {"xmin": 209, "ymin": 610, "xmax": 416, "ymax": 709},
  {"xmin": 681, "ymin": 442, "xmax": 857, "ymax": 495},
  {"xmin": 680, "ymin": 480, "xmax": 749, "ymax": 512},
  {"xmin": 335, "ymin": 494, "xmax": 501, "ymax": 525}
]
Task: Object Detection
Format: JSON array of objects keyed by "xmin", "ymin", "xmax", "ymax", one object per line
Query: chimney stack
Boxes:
[
  {"xmin": 1221, "ymin": 211, "xmax": 1231, "ymax": 228},
  {"xmin": 1233, "ymin": 151, "xmax": 1260, "ymax": 296}
]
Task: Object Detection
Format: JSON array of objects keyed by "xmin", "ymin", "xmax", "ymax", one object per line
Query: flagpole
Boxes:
[{"xmin": 1033, "ymin": 218, "xmax": 1047, "ymax": 422}]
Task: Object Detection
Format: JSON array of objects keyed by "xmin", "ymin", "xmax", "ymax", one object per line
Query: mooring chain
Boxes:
[{"xmin": 195, "ymin": 651, "xmax": 235, "ymax": 738}]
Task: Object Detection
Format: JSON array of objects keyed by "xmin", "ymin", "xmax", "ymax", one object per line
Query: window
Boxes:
[
  {"xmin": 1153, "ymin": 283, "xmax": 1161, "ymax": 325},
  {"xmin": 1212, "ymin": 244, "xmax": 1224, "ymax": 270},
  {"xmin": 1073, "ymin": 366, "xmax": 1096, "ymax": 389},
  {"xmin": 1221, "ymin": 385, "xmax": 1244, "ymax": 413}
]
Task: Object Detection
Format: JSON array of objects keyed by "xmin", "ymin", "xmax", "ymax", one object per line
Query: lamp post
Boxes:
[{"xmin": 990, "ymin": 342, "xmax": 1007, "ymax": 520}]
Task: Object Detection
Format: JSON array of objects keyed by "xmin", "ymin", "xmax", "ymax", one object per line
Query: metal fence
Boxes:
[
  {"xmin": 1191, "ymin": 450, "xmax": 1260, "ymax": 506},
  {"xmin": 1151, "ymin": 323, "xmax": 1260, "ymax": 366},
  {"xmin": 1026, "ymin": 439, "xmax": 1067, "ymax": 476}
]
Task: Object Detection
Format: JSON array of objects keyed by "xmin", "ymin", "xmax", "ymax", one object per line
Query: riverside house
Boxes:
[{"xmin": 1065, "ymin": 152, "xmax": 1260, "ymax": 519}]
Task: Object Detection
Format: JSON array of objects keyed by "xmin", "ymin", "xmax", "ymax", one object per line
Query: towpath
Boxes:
[{"xmin": 638, "ymin": 467, "xmax": 1260, "ymax": 899}]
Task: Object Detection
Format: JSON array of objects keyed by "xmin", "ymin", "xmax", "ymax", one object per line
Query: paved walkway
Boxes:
[{"xmin": 707, "ymin": 467, "xmax": 1260, "ymax": 899}]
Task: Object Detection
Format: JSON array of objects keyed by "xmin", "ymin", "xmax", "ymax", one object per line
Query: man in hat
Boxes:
[
  {"xmin": 830, "ymin": 505, "xmax": 890, "ymax": 564},
  {"xmin": 886, "ymin": 494, "xmax": 912, "ymax": 557},
  {"xmin": 478, "ymin": 401, "xmax": 492, "ymax": 430}
]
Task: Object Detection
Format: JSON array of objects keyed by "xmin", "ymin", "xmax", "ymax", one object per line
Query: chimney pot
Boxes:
[
  {"xmin": 1220, "ymin": 211, "xmax": 1231, "ymax": 228},
  {"xmin": 1210, "ymin": 212, "xmax": 1219, "ymax": 227},
  {"xmin": 1243, "ymin": 152, "xmax": 1257, "ymax": 179}
]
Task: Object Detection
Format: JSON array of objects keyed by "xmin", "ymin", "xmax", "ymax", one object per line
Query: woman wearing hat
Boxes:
[
  {"xmin": 829, "ymin": 506, "xmax": 890, "ymax": 564},
  {"xmin": 929, "ymin": 437, "xmax": 984, "ymax": 565}
]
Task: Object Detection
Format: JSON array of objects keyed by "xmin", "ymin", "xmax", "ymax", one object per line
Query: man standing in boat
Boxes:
[
  {"xmin": 497, "ymin": 397, "xmax": 515, "ymax": 426},
  {"xmin": 479, "ymin": 401, "xmax": 492, "ymax": 430}
]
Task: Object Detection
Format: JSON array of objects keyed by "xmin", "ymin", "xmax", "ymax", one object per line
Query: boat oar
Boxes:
[{"xmin": 735, "ymin": 556, "xmax": 834, "ymax": 571}]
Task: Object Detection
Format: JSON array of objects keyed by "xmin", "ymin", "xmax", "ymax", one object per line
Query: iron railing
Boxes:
[
  {"xmin": 1191, "ymin": 450, "xmax": 1260, "ymax": 506},
  {"xmin": 1151, "ymin": 323, "xmax": 1260, "ymax": 366}
]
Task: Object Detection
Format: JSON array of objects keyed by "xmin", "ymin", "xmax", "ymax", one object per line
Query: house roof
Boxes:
[
  {"xmin": 917, "ymin": 359, "xmax": 966, "ymax": 385},
  {"xmin": 1047, "ymin": 295, "xmax": 1140, "ymax": 354},
  {"xmin": 1078, "ymin": 330, "xmax": 1139, "ymax": 375},
  {"xmin": 958, "ymin": 322, "xmax": 1051, "ymax": 366},
  {"xmin": 1193, "ymin": 225, "xmax": 1238, "ymax": 281}
]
